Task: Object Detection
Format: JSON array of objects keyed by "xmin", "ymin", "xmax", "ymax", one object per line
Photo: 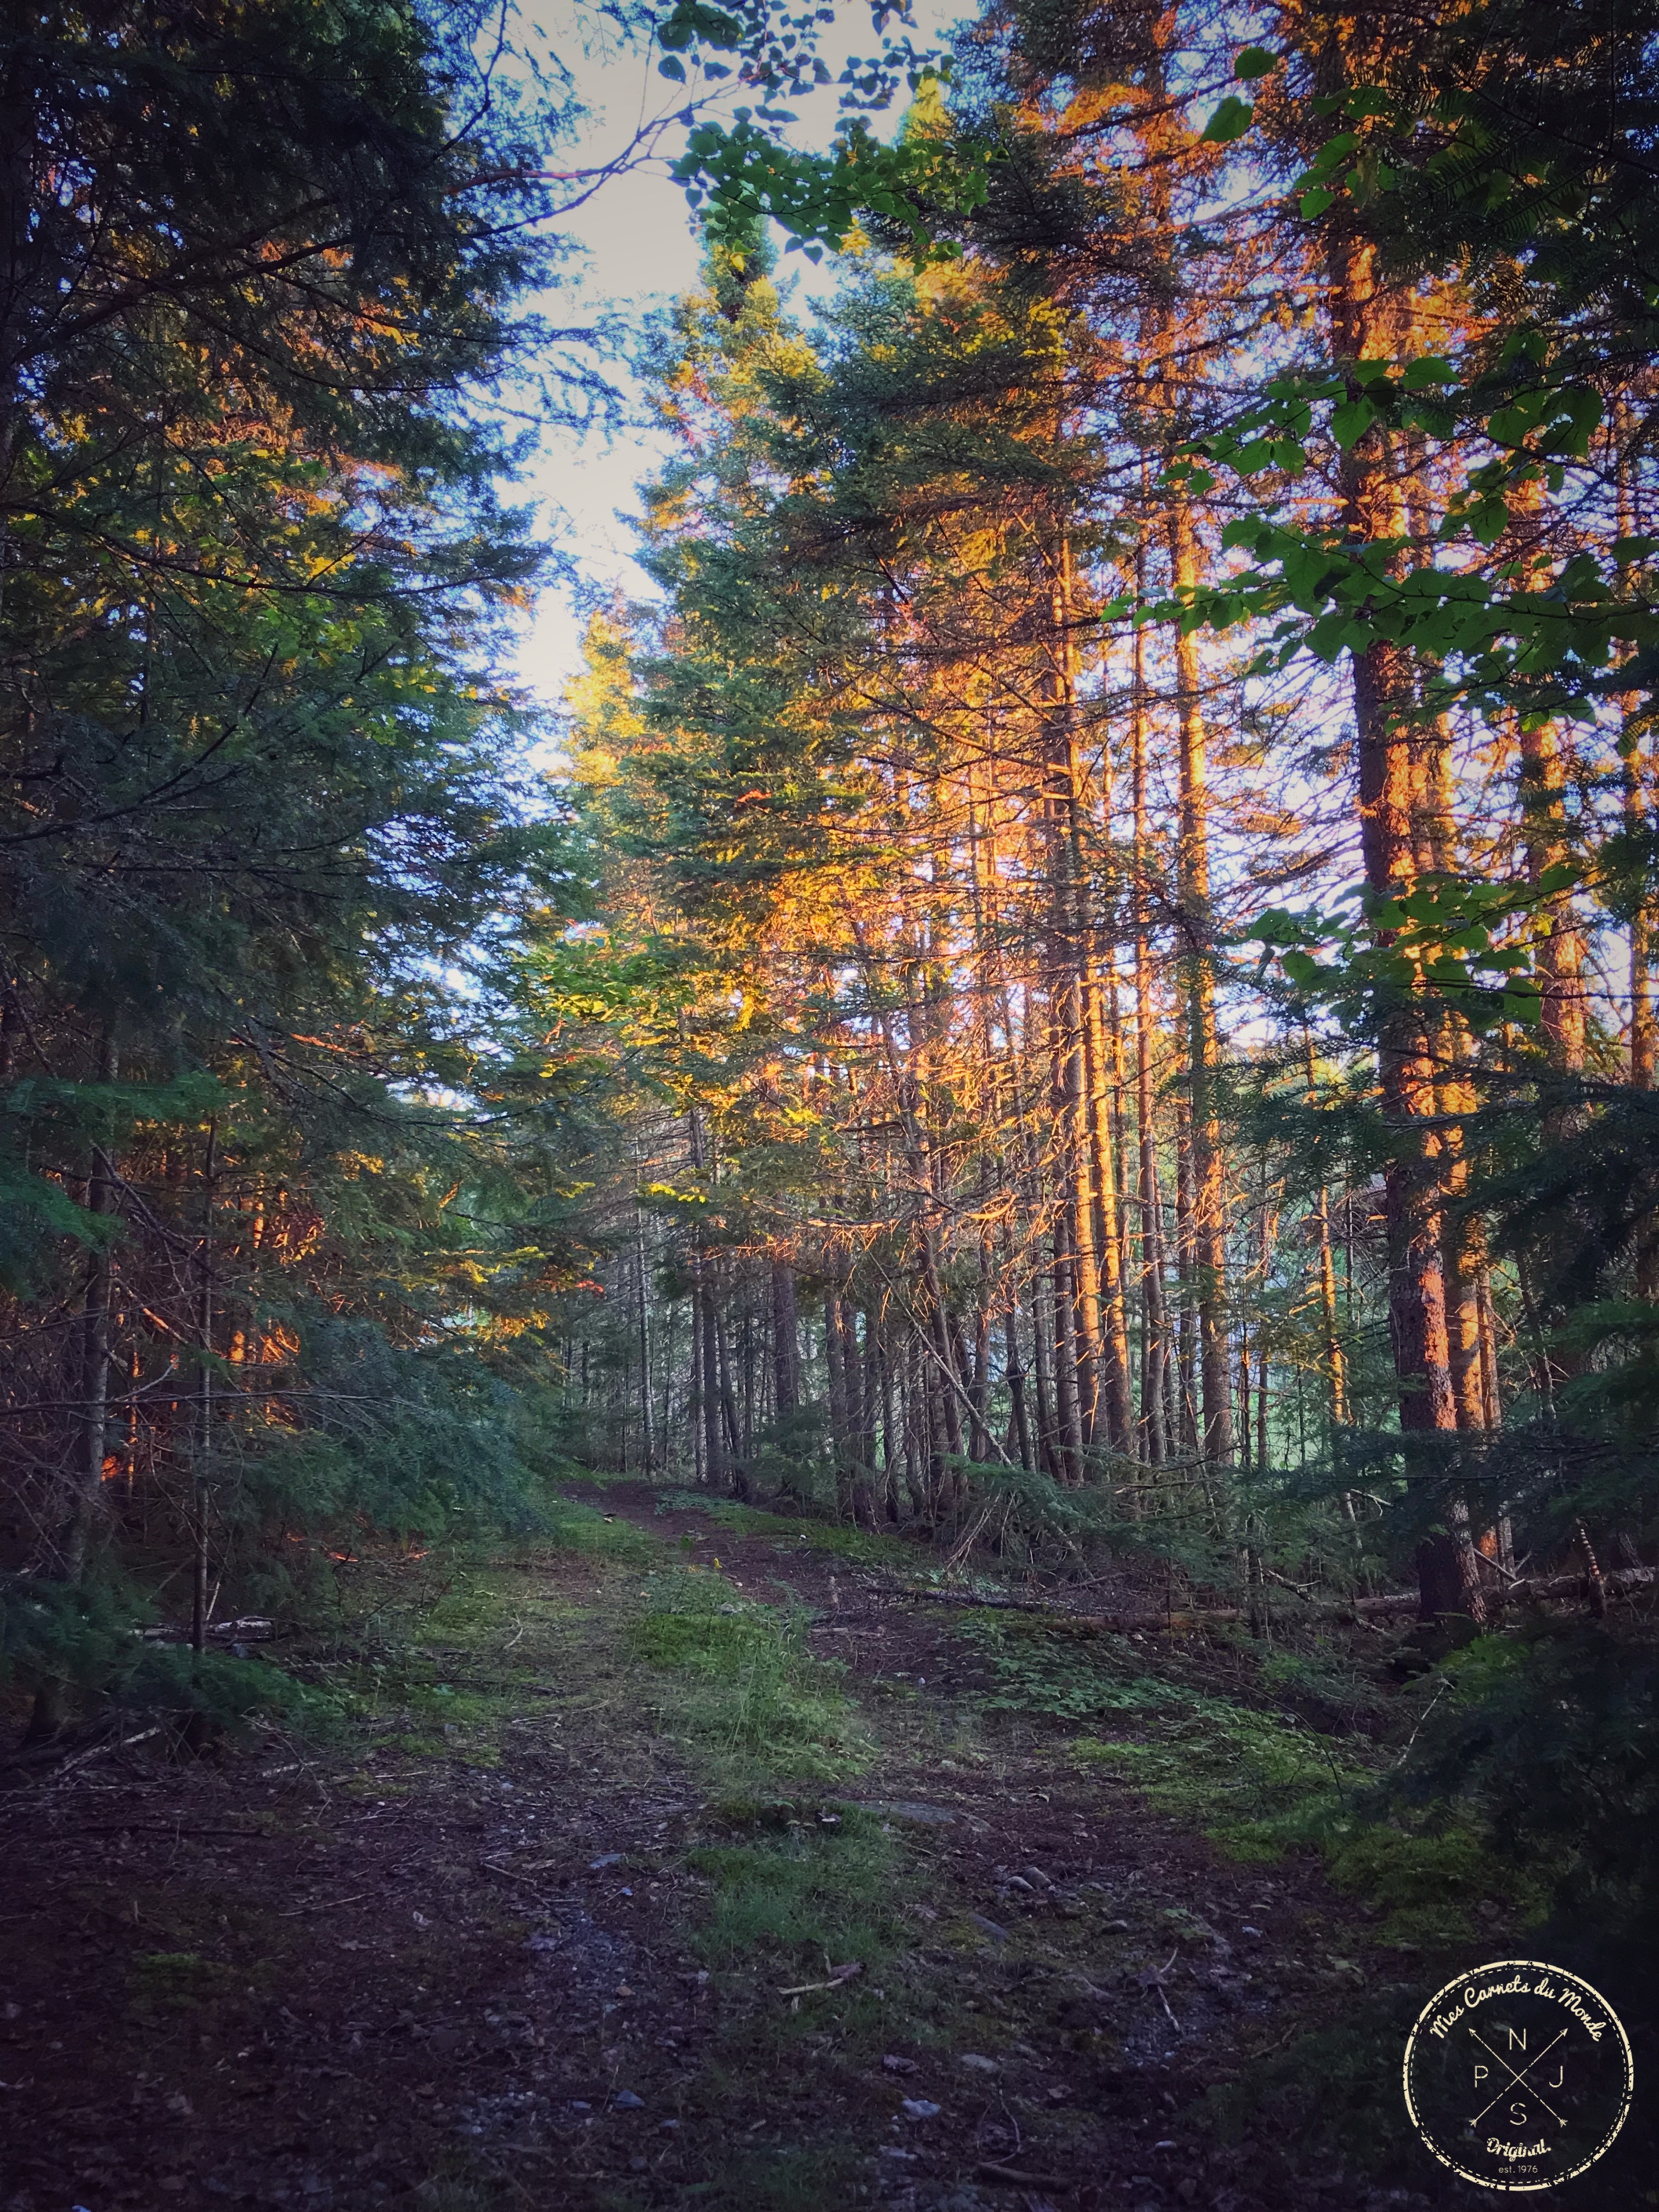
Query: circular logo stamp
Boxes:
[{"xmin": 1403, "ymin": 1959, "xmax": 1634, "ymax": 2191}]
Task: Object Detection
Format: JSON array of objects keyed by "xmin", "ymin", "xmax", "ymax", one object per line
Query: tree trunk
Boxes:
[
  {"xmin": 1518, "ymin": 716, "xmax": 1587, "ymax": 1078},
  {"xmin": 771, "ymin": 1260, "xmax": 800, "ymax": 1421},
  {"xmin": 29, "ymin": 1039, "xmax": 120, "ymax": 1740},
  {"xmin": 1167, "ymin": 498, "xmax": 1232, "ymax": 1464},
  {"xmin": 1173, "ymin": 1090, "xmax": 1200, "ymax": 1455},
  {"xmin": 634, "ymin": 1178, "xmax": 654, "ymax": 1475},
  {"xmin": 1327, "ymin": 218, "xmax": 1482, "ymax": 1624}
]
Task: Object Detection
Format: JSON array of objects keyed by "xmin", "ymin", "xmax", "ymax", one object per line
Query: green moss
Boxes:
[
  {"xmin": 383, "ymin": 1730, "xmax": 452, "ymax": 1757},
  {"xmin": 956, "ymin": 1611, "xmax": 1201, "ymax": 1724},
  {"xmin": 690, "ymin": 2139, "xmax": 865, "ymax": 2211},
  {"xmin": 1321, "ymin": 1816, "xmax": 1550, "ymax": 1943},
  {"xmin": 1069, "ymin": 1724, "xmax": 1539, "ymax": 1945},
  {"xmin": 128, "ymin": 1950, "xmax": 233, "ymax": 2011},
  {"xmin": 631, "ymin": 1579, "xmax": 872, "ymax": 1780}
]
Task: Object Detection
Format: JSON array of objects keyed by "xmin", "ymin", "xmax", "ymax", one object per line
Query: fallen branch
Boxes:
[
  {"xmin": 44, "ymin": 1823, "xmax": 283, "ymax": 1841},
  {"xmin": 478, "ymin": 1857, "xmax": 551, "ymax": 1895},
  {"xmin": 977, "ymin": 2162, "xmax": 1072, "ymax": 2189},
  {"xmin": 49, "ymin": 1725, "xmax": 162, "ymax": 1780},
  {"xmin": 778, "ymin": 1961, "xmax": 862, "ymax": 1996}
]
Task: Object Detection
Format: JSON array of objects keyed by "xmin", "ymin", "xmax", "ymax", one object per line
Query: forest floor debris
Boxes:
[{"xmin": 0, "ymin": 1481, "xmax": 1615, "ymax": 2211}]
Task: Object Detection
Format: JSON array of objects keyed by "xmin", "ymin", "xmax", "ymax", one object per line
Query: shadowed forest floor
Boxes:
[{"xmin": 3, "ymin": 1482, "xmax": 1647, "ymax": 2212}]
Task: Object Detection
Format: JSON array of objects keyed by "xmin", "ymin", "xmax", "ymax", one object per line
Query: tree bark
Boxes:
[
  {"xmin": 1327, "ymin": 215, "xmax": 1483, "ymax": 1624},
  {"xmin": 1167, "ymin": 498, "xmax": 1233, "ymax": 1464},
  {"xmin": 771, "ymin": 1259, "xmax": 800, "ymax": 1420}
]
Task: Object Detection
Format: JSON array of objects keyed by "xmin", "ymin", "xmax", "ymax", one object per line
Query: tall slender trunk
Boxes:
[
  {"xmin": 826, "ymin": 1293, "xmax": 850, "ymax": 1516},
  {"xmin": 64, "ymin": 1038, "xmax": 122, "ymax": 1584},
  {"xmin": 1255, "ymin": 1174, "xmax": 1273, "ymax": 1473},
  {"xmin": 1047, "ymin": 539, "xmax": 1112, "ymax": 1454},
  {"xmin": 1167, "ymin": 498, "xmax": 1233, "ymax": 1463},
  {"xmin": 1081, "ymin": 940, "xmax": 1135, "ymax": 1452},
  {"xmin": 690, "ymin": 1283, "xmax": 706, "ymax": 1486},
  {"xmin": 633, "ymin": 1171, "xmax": 654, "ymax": 1475},
  {"xmin": 858, "ymin": 1302, "xmax": 881, "ymax": 1527},
  {"xmin": 688, "ymin": 1105, "xmax": 724, "ymax": 1492},
  {"xmin": 1030, "ymin": 1244, "xmax": 1059, "ymax": 1479},
  {"xmin": 701, "ymin": 1277, "xmax": 725, "ymax": 1492},
  {"xmin": 1054, "ymin": 536, "xmax": 1134, "ymax": 1453},
  {"xmin": 1173, "ymin": 1091, "xmax": 1200, "ymax": 1454},
  {"xmin": 1327, "ymin": 216, "xmax": 1482, "ymax": 1623},
  {"xmin": 1628, "ymin": 719, "xmax": 1658, "ymax": 1297},
  {"xmin": 30, "ymin": 1039, "xmax": 120, "ymax": 1740},
  {"xmin": 715, "ymin": 1297, "xmax": 744, "ymax": 1497},
  {"xmin": 1005, "ymin": 1301, "xmax": 1035, "ymax": 1474},
  {"xmin": 1518, "ymin": 717, "xmax": 1587, "ymax": 1079},
  {"xmin": 1131, "ymin": 564, "xmax": 1169, "ymax": 1465},
  {"xmin": 1307, "ymin": 1041, "xmax": 1349, "ymax": 1433},
  {"xmin": 1049, "ymin": 1198, "xmax": 1085, "ymax": 1483},
  {"xmin": 191, "ymin": 1119, "xmax": 217, "ymax": 1657},
  {"xmin": 771, "ymin": 1260, "xmax": 800, "ymax": 1421},
  {"xmin": 1628, "ymin": 727, "xmax": 1655, "ymax": 1091}
]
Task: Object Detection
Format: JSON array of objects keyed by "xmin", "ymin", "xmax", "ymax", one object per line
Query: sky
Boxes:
[{"xmin": 509, "ymin": 3, "xmax": 967, "ymax": 717}]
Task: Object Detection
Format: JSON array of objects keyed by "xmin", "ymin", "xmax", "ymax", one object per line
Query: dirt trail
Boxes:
[{"xmin": 1, "ymin": 1482, "xmax": 1468, "ymax": 2212}]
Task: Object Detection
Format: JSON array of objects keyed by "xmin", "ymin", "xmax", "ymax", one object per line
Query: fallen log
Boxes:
[
  {"xmin": 891, "ymin": 1587, "xmax": 1240, "ymax": 1632},
  {"xmin": 138, "ymin": 1616, "xmax": 274, "ymax": 1644},
  {"xmin": 1345, "ymin": 1564, "xmax": 1655, "ymax": 1619},
  {"xmin": 889, "ymin": 1562, "xmax": 1657, "ymax": 1633}
]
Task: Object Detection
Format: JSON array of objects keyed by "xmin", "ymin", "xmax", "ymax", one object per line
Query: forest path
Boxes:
[{"xmin": 1, "ymin": 1481, "xmax": 1459, "ymax": 2212}]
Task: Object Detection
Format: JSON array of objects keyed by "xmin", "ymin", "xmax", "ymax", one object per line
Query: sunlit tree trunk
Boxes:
[
  {"xmin": 1167, "ymin": 499, "xmax": 1233, "ymax": 1464},
  {"xmin": 1518, "ymin": 717, "xmax": 1587, "ymax": 1077},
  {"xmin": 1326, "ymin": 210, "xmax": 1483, "ymax": 1623},
  {"xmin": 1131, "ymin": 590, "xmax": 1170, "ymax": 1465}
]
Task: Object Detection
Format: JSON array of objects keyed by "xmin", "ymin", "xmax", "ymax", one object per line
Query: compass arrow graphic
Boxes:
[{"xmin": 1467, "ymin": 2027, "xmax": 1568, "ymax": 2131}]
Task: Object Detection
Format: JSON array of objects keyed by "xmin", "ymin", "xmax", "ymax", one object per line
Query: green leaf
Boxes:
[
  {"xmin": 1234, "ymin": 46, "xmax": 1278, "ymax": 80},
  {"xmin": 1401, "ymin": 356, "xmax": 1457, "ymax": 390},
  {"xmin": 1331, "ymin": 397, "xmax": 1378, "ymax": 449},
  {"xmin": 658, "ymin": 55, "xmax": 687, "ymax": 80},
  {"xmin": 1201, "ymin": 96, "xmax": 1255, "ymax": 144}
]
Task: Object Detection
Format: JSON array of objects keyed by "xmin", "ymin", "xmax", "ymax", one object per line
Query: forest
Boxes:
[{"xmin": 3, "ymin": 1, "xmax": 1658, "ymax": 2208}]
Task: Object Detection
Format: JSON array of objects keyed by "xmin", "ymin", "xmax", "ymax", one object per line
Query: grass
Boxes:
[
  {"xmin": 269, "ymin": 1496, "xmax": 661, "ymax": 1776},
  {"xmin": 652, "ymin": 1488, "xmax": 919, "ymax": 1569},
  {"xmin": 630, "ymin": 1572, "xmax": 873, "ymax": 1783},
  {"xmin": 687, "ymin": 1806, "xmax": 904, "ymax": 1972}
]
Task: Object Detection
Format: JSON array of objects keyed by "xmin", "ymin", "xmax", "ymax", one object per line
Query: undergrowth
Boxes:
[{"xmin": 959, "ymin": 1611, "xmax": 1542, "ymax": 1944}]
